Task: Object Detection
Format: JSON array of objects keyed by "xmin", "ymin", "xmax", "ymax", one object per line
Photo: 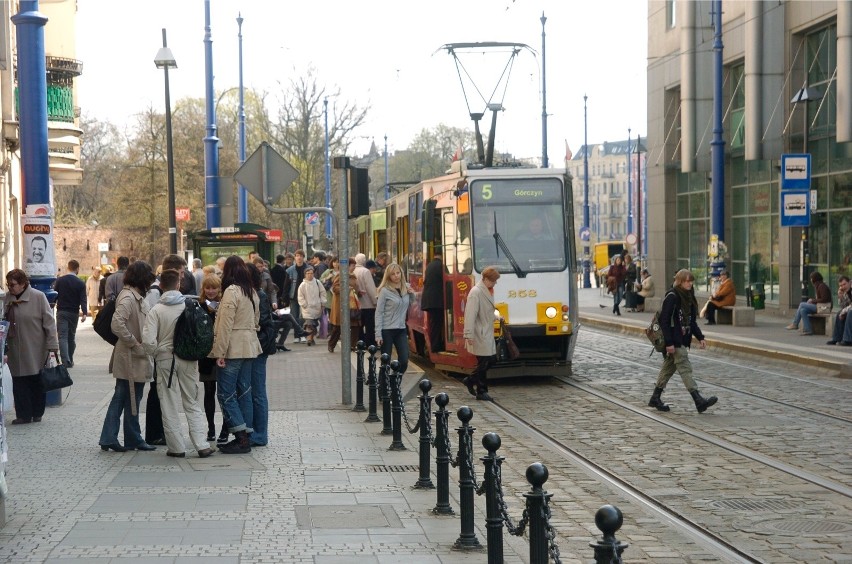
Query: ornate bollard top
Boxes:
[
  {"xmin": 380, "ymin": 353, "xmax": 390, "ymax": 363},
  {"xmin": 526, "ymin": 462, "xmax": 549, "ymax": 488},
  {"xmin": 435, "ymin": 392, "xmax": 449, "ymax": 409},
  {"xmin": 389, "ymin": 359, "xmax": 400, "ymax": 371},
  {"xmin": 367, "ymin": 344, "xmax": 377, "ymax": 355},
  {"xmin": 482, "ymin": 431, "xmax": 501, "ymax": 453},
  {"xmin": 595, "ymin": 505, "xmax": 623, "ymax": 541},
  {"xmin": 457, "ymin": 405, "xmax": 473, "ymax": 424},
  {"xmin": 357, "ymin": 340, "xmax": 365, "ymax": 351},
  {"xmin": 419, "ymin": 379, "xmax": 432, "ymax": 393}
]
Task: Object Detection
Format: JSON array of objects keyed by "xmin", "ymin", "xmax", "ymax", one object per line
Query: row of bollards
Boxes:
[{"xmin": 353, "ymin": 342, "xmax": 627, "ymax": 564}]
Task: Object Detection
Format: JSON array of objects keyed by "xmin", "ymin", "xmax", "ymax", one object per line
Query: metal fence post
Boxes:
[
  {"xmin": 525, "ymin": 463, "xmax": 553, "ymax": 564},
  {"xmin": 353, "ymin": 341, "xmax": 366, "ymax": 411},
  {"xmin": 414, "ymin": 379, "xmax": 434, "ymax": 488},
  {"xmin": 432, "ymin": 392, "xmax": 454, "ymax": 515},
  {"xmin": 388, "ymin": 360, "xmax": 406, "ymax": 451},
  {"xmin": 365, "ymin": 344, "xmax": 380, "ymax": 422},
  {"xmin": 590, "ymin": 505, "xmax": 627, "ymax": 564},
  {"xmin": 453, "ymin": 406, "xmax": 482, "ymax": 550},
  {"xmin": 482, "ymin": 432, "xmax": 504, "ymax": 563},
  {"xmin": 380, "ymin": 353, "xmax": 393, "ymax": 435}
]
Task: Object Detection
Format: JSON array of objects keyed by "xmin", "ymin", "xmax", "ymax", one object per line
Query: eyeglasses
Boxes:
[{"xmin": 6, "ymin": 281, "xmax": 21, "ymax": 288}]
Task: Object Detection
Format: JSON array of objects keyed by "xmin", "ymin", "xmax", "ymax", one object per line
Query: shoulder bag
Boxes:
[{"xmin": 39, "ymin": 351, "xmax": 73, "ymax": 393}]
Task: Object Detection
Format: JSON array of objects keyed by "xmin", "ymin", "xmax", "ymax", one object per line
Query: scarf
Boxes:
[{"xmin": 673, "ymin": 285, "xmax": 697, "ymax": 325}]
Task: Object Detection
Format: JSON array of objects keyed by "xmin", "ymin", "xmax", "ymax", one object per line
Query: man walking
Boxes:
[
  {"xmin": 53, "ymin": 260, "xmax": 87, "ymax": 368},
  {"xmin": 284, "ymin": 250, "xmax": 308, "ymax": 343},
  {"xmin": 105, "ymin": 256, "xmax": 130, "ymax": 301},
  {"xmin": 353, "ymin": 253, "xmax": 378, "ymax": 347}
]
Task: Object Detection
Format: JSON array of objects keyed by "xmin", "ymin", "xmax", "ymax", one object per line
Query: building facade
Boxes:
[
  {"xmin": 647, "ymin": 0, "xmax": 851, "ymax": 311},
  {"xmin": 567, "ymin": 139, "xmax": 647, "ymax": 259}
]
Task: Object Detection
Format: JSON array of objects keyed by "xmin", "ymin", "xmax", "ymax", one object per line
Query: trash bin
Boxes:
[
  {"xmin": 751, "ymin": 283, "xmax": 765, "ymax": 310},
  {"xmin": 45, "ymin": 389, "xmax": 63, "ymax": 407}
]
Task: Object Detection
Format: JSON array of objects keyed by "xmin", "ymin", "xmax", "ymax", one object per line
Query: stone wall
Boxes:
[{"xmin": 53, "ymin": 225, "xmax": 149, "ymax": 276}]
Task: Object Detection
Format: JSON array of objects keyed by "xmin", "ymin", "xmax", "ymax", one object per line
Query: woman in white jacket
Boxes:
[
  {"xmin": 297, "ymin": 266, "xmax": 326, "ymax": 346},
  {"xmin": 375, "ymin": 263, "xmax": 412, "ymax": 375},
  {"xmin": 462, "ymin": 266, "xmax": 501, "ymax": 401}
]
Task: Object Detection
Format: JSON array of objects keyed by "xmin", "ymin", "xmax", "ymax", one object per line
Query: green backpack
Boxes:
[
  {"xmin": 645, "ymin": 291, "xmax": 675, "ymax": 353},
  {"xmin": 173, "ymin": 298, "xmax": 214, "ymax": 361}
]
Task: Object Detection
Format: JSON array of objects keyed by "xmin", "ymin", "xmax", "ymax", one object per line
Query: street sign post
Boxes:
[{"xmin": 234, "ymin": 142, "xmax": 299, "ymax": 205}]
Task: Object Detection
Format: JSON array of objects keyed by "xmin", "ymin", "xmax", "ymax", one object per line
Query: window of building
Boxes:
[
  {"xmin": 666, "ymin": 0, "xmax": 676, "ymax": 29},
  {"xmin": 729, "ymin": 62, "xmax": 745, "ymax": 150}
]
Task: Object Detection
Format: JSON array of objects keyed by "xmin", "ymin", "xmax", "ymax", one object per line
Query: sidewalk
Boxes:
[
  {"xmin": 0, "ymin": 324, "xmax": 527, "ymax": 563},
  {"xmin": 577, "ymin": 286, "xmax": 852, "ymax": 378}
]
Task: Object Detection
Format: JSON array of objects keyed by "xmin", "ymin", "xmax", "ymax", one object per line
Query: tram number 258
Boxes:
[{"xmin": 507, "ymin": 290, "xmax": 537, "ymax": 298}]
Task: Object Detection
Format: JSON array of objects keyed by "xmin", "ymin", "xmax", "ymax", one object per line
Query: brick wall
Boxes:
[{"xmin": 53, "ymin": 225, "xmax": 149, "ymax": 276}]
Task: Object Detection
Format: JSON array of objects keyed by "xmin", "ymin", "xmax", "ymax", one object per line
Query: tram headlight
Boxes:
[
  {"xmin": 545, "ymin": 306, "xmax": 557, "ymax": 319},
  {"xmin": 562, "ymin": 313, "xmax": 569, "ymax": 321}
]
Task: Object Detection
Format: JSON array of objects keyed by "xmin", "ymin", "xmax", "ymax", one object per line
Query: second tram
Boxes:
[{"xmin": 373, "ymin": 162, "xmax": 579, "ymax": 378}]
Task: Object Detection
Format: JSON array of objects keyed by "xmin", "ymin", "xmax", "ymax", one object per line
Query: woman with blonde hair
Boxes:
[
  {"xmin": 648, "ymin": 269, "xmax": 718, "ymax": 413},
  {"xmin": 375, "ymin": 263, "xmax": 413, "ymax": 375},
  {"xmin": 198, "ymin": 274, "xmax": 222, "ymax": 443}
]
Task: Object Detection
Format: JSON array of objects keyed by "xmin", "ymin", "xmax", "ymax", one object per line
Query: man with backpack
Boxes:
[
  {"xmin": 141, "ymin": 269, "xmax": 214, "ymax": 458},
  {"xmin": 648, "ymin": 269, "xmax": 719, "ymax": 414}
]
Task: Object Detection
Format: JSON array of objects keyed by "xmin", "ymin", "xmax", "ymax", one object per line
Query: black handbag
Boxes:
[{"xmin": 39, "ymin": 352, "xmax": 73, "ymax": 393}]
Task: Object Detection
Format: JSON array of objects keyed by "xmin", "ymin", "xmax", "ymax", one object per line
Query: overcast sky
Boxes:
[{"xmin": 74, "ymin": 0, "xmax": 647, "ymax": 161}]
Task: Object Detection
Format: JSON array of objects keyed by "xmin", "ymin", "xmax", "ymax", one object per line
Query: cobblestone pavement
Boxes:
[{"xmin": 1, "ymin": 287, "xmax": 851, "ymax": 562}]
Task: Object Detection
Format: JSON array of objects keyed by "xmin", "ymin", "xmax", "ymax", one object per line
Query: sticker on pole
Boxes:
[{"xmin": 305, "ymin": 212, "xmax": 320, "ymax": 225}]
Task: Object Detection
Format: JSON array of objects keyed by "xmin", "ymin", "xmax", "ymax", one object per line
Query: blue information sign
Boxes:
[
  {"xmin": 579, "ymin": 226, "xmax": 590, "ymax": 241},
  {"xmin": 780, "ymin": 190, "xmax": 810, "ymax": 227},
  {"xmin": 781, "ymin": 154, "xmax": 811, "ymax": 190}
]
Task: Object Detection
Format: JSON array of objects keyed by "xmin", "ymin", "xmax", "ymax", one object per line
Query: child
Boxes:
[
  {"xmin": 297, "ymin": 266, "xmax": 327, "ymax": 346},
  {"xmin": 141, "ymin": 269, "xmax": 214, "ymax": 458}
]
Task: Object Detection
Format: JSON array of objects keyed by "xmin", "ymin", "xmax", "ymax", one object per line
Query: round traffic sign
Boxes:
[
  {"xmin": 625, "ymin": 233, "xmax": 637, "ymax": 246},
  {"xmin": 579, "ymin": 226, "xmax": 591, "ymax": 241},
  {"xmin": 305, "ymin": 212, "xmax": 320, "ymax": 225}
]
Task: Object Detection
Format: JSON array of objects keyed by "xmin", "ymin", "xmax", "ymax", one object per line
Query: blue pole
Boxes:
[
  {"xmin": 540, "ymin": 12, "xmax": 548, "ymax": 168},
  {"xmin": 710, "ymin": 0, "xmax": 725, "ymax": 245},
  {"xmin": 384, "ymin": 135, "xmax": 389, "ymax": 201},
  {"xmin": 582, "ymin": 94, "xmax": 591, "ymax": 288},
  {"xmin": 237, "ymin": 13, "xmax": 247, "ymax": 223},
  {"xmin": 626, "ymin": 128, "xmax": 633, "ymax": 237},
  {"xmin": 204, "ymin": 0, "xmax": 221, "ymax": 228},
  {"xmin": 13, "ymin": 2, "xmax": 54, "ymax": 294},
  {"xmin": 324, "ymin": 98, "xmax": 331, "ymax": 238}
]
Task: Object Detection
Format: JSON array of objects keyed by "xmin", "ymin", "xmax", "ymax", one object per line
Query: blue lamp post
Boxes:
[
  {"xmin": 384, "ymin": 135, "xmax": 389, "ymax": 201},
  {"xmin": 324, "ymin": 97, "xmax": 331, "ymax": 240},
  {"xmin": 203, "ymin": 0, "xmax": 221, "ymax": 228},
  {"xmin": 236, "ymin": 13, "xmax": 247, "ymax": 223},
  {"xmin": 581, "ymin": 95, "xmax": 591, "ymax": 288}
]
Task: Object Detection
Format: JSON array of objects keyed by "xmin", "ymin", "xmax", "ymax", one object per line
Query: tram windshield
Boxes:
[{"xmin": 469, "ymin": 177, "xmax": 566, "ymax": 274}]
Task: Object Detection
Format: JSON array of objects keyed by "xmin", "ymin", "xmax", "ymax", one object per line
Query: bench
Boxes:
[
  {"xmin": 716, "ymin": 305, "xmax": 755, "ymax": 327},
  {"xmin": 644, "ymin": 296, "xmax": 662, "ymax": 312},
  {"xmin": 807, "ymin": 313, "xmax": 834, "ymax": 336}
]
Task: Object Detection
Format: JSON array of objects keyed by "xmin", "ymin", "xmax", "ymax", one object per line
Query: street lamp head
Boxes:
[{"xmin": 154, "ymin": 47, "xmax": 177, "ymax": 69}]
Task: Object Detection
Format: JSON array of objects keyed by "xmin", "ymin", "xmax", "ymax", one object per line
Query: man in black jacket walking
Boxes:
[
  {"xmin": 421, "ymin": 253, "xmax": 445, "ymax": 353},
  {"xmin": 54, "ymin": 260, "xmax": 87, "ymax": 367}
]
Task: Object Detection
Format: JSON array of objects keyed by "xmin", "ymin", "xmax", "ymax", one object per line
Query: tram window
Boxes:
[{"xmin": 442, "ymin": 210, "xmax": 456, "ymax": 274}]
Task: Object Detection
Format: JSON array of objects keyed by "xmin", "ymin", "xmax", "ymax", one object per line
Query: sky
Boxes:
[{"xmin": 74, "ymin": 0, "xmax": 647, "ymax": 161}]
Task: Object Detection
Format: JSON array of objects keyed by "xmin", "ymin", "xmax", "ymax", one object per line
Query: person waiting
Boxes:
[
  {"xmin": 635, "ymin": 268, "xmax": 655, "ymax": 312},
  {"xmin": 786, "ymin": 271, "xmax": 832, "ymax": 335},
  {"xmin": 827, "ymin": 275, "xmax": 852, "ymax": 346},
  {"xmin": 704, "ymin": 270, "xmax": 736, "ymax": 325}
]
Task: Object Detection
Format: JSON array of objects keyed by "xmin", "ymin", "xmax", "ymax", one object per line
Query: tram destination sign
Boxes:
[{"xmin": 469, "ymin": 178, "xmax": 562, "ymax": 204}]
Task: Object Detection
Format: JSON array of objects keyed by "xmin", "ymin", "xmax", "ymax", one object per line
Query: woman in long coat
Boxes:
[
  {"xmin": 99, "ymin": 260, "xmax": 156, "ymax": 451},
  {"xmin": 328, "ymin": 267, "xmax": 360, "ymax": 353},
  {"xmin": 4, "ymin": 269, "xmax": 59, "ymax": 424},
  {"xmin": 462, "ymin": 266, "xmax": 501, "ymax": 401}
]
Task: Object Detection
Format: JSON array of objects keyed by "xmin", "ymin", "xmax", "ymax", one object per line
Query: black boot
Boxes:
[
  {"xmin": 648, "ymin": 386, "xmax": 670, "ymax": 412},
  {"xmin": 220, "ymin": 430, "xmax": 251, "ymax": 454},
  {"xmin": 690, "ymin": 389, "xmax": 718, "ymax": 413}
]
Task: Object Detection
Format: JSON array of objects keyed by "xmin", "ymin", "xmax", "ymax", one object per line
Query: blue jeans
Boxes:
[
  {"xmin": 217, "ymin": 358, "xmax": 254, "ymax": 434},
  {"xmin": 831, "ymin": 312, "xmax": 852, "ymax": 343},
  {"xmin": 56, "ymin": 309, "xmax": 79, "ymax": 366},
  {"xmin": 612, "ymin": 285, "xmax": 624, "ymax": 313},
  {"xmin": 792, "ymin": 302, "xmax": 817, "ymax": 332},
  {"xmin": 250, "ymin": 355, "xmax": 268, "ymax": 445},
  {"xmin": 380, "ymin": 328, "xmax": 409, "ymax": 375},
  {"xmin": 99, "ymin": 379, "xmax": 146, "ymax": 448}
]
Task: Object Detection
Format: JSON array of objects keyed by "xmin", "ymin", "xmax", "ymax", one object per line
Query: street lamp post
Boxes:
[
  {"xmin": 237, "ymin": 13, "xmax": 248, "ymax": 223},
  {"xmin": 582, "ymin": 94, "xmax": 591, "ymax": 288},
  {"xmin": 154, "ymin": 29, "xmax": 178, "ymax": 254},
  {"xmin": 324, "ymin": 98, "xmax": 332, "ymax": 240},
  {"xmin": 627, "ymin": 128, "xmax": 633, "ymax": 238}
]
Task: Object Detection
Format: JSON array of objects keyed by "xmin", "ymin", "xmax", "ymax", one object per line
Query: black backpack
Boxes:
[
  {"xmin": 93, "ymin": 299, "xmax": 119, "ymax": 346},
  {"xmin": 173, "ymin": 298, "xmax": 214, "ymax": 361},
  {"xmin": 645, "ymin": 291, "xmax": 675, "ymax": 354}
]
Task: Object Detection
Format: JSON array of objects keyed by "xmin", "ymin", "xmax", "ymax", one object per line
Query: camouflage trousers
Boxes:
[{"xmin": 655, "ymin": 346, "xmax": 697, "ymax": 392}]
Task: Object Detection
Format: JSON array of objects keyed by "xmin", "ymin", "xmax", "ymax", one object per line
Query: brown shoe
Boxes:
[{"xmin": 197, "ymin": 448, "xmax": 214, "ymax": 458}]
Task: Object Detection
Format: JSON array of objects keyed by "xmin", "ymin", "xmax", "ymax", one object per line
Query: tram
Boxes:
[{"xmin": 374, "ymin": 161, "xmax": 579, "ymax": 378}]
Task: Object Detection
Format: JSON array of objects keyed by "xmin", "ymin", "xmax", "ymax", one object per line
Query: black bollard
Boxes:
[
  {"xmin": 388, "ymin": 360, "xmax": 406, "ymax": 450},
  {"xmin": 353, "ymin": 341, "xmax": 366, "ymax": 412},
  {"xmin": 414, "ymin": 379, "xmax": 434, "ymax": 489},
  {"xmin": 453, "ymin": 406, "xmax": 482, "ymax": 550},
  {"xmin": 432, "ymin": 392, "xmax": 454, "ymax": 515},
  {"xmin": 365, "ymin": 345, "xmax": 380, "ymax": 423},
  {"xmin": 589, "ymin": 505, "xmax": 628, "ymax": 564},
  {"xmin": 482, "ymin": 432, "xmax": 504, "ymax": 563},
  {"xmin": 525, "ymin": 463, "xmax": 556, "ymax": 564},
  {"xmin": 380, "ymin": 353, "xmax": 393, "ymax": 435}
]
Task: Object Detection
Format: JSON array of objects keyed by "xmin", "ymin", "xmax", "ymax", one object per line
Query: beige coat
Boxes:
[
  {"xmin": 463, "ymin": 281, "xmax": 496, "ymax": 357},
  {"xmin": 3, "ymin": 285, "xmax": 59, "ymax": 377},
  {"xmin": 210, "ymin": 285, "xmax": 262, "ymax": 359},
  {"xmin": 109, "ymin": 287, "xmax": 153, "ymax": 383},
  {"xmin": 638, "ymin": 275, "xmax": 656, "ymax": 298}
]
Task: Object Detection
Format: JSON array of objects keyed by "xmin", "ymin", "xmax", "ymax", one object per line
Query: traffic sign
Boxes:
[
  {"xmin": 780, "ymin": 190, "xmax": 810, "ymax": 227},
  {"xmin": 579, "ymin": 226, "xmax": 590, "ymax": 241},
  {"xmin": 625, "ymin": 233, "xmax": 637, "ymax": 246},
  {"xmin": 305, "ymin": 212, "xmax": 320, "ymax": 225},
  {"xmin": 781, "ymin": 154, "xmax": 811, "ymax": 189},
  {"xmin": 234, "ymin": 142, "xmax": 299, "ymax": 204},
  {"xmin": 175, "ymin": 207, "xmax": 191, "ymax": 222}
]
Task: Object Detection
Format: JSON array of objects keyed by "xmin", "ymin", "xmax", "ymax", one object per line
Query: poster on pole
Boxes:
[{"xmin": 22, "ymin": 215, "xmax": 56, "ymax": 277}]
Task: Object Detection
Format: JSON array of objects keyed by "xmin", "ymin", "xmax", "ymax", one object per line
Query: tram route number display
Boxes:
[{"xmin": 470, "ymin": 178, "xmax": 563, "ymax": 204}]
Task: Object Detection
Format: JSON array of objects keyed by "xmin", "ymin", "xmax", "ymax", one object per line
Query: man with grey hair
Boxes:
[{"xmin": 192, "ymin": 258, "xmax": 204, "ymax": 292}]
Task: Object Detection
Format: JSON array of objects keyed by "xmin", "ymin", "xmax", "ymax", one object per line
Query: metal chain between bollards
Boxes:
[
  {"xmin": 541, "ymin": 498, "xmax": 562, "ymax": 564},
  {"xmin": 493, "ymin": 459, "xmax": 529, "ymax": 536},
  {"xmin": 396, "ymin": 372, "xmax": 422, "ymax": 434},
  {"xmin": 462, "ymin": 430, "xmax": 481, "ymax": 492},
  {"xmin": 435, "ymin": 413, "xmax": 458, "ymax": 468}
]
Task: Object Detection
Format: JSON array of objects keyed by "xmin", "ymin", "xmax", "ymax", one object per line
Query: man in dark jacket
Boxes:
[
  {"xmin": 421, "ymin": 253, "xmax": 445, "ymax": 353},
  {"xmin": 53, "ymin": 259, "xmax": 87, "ymax": 367},
  {"xmin": 270, "ymin": 254, "xmax": 287, "ymax": 306},
  {"xmin": 648, "ymin": 269, "xmax": 718, "ymax": 414}
]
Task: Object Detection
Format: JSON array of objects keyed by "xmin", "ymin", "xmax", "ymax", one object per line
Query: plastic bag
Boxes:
[{"xmin": 1, "ymin": 363, "xmax": 12, "ymax": 413}]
